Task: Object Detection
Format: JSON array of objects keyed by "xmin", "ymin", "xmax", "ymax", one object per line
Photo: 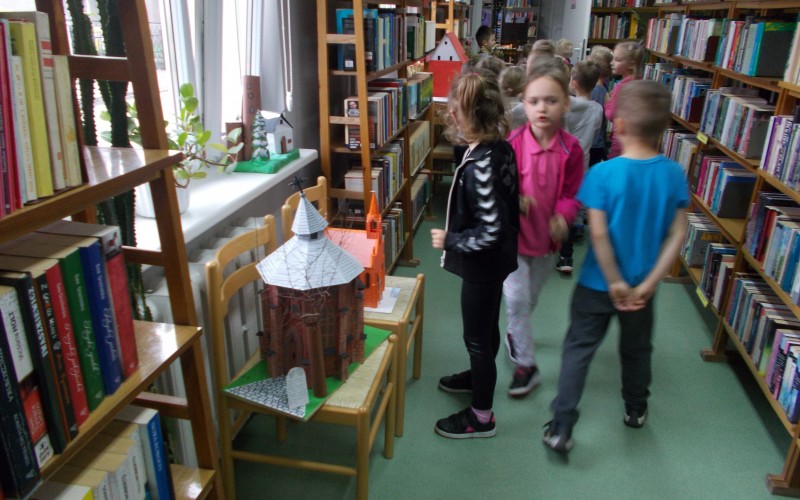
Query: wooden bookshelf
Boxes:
[
  {"xmin": 1, "ymin": 1, "xmax": 223, "ymax": 498},
  {"xmin": 644, "ymin": 2, "xmax": 800, "ymax": 494}
]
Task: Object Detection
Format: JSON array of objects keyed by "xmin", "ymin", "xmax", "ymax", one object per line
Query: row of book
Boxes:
[
  {"xmin": 26, "ymin": 406, "xmax": 172, "ymax": 500},
  {"xmin": 0, "ymin": 220, "xmax": 139, "ymax": 497},
  {"xmin": 337, "ymin": 8, "xmax": 422, "ymax": 73},
  {"xmin": 589, "ymin": 14, "xmax": 637, "ymax": 41},
  {"xmin": 344, "ymin": 73, "xmax": 433, "ymax": 150},
  {"xmin": 660, "ymin": 126, "xmax": 698, "ymax": 172},
  {"xmin": 410, "ymin": 173, "xmax": 431, "ymax": 231},
  {"xmin": 681, "ymin": 213, "xmax": 726, "ymax": 268},
  {"xmin": 691, "ymin": 152, "xmax": 756, "ymax": 219},
  {"xmin": 726, "ymin": 274, "xmax": 800, "ymax": 421},
  {"xmin": 408, "ymin": 120, "xmax": 431, "ymax": 177},
  {"xmin": 0, "ymin": 12, "xmax": 83, "ymax": 219},
  {"xmin": 760, "ymin": 106, "xmax": 800, "ymax": 191},
  {"xmin": 699, "ymin": 241, "xmax": 736, "ymax": 312},
  {"xmin": 344, "ymin": 139, "xmax": 406, "ymax": 212},
  {"xmin": 592, "ymin": 0, "xmax": 651, "ymax": 6},
  {"xmin": 646, "ymin": 15, "xmax": 797, "ymax": 79},
  {"xmin": 698, "ymin": 87, "xmax": 774, "ymax": 159},
  {"xmin": 669, "ymin": 74, "xmax": 709, "ymax": 123}
]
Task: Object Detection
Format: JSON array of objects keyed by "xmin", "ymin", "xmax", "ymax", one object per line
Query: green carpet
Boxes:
[{"xmin": 233, "ymin": 180, "xmax": 787, "ymax": 499}]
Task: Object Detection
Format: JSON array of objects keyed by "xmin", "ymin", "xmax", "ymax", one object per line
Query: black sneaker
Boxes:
[
  {"xmin": 624, "ymin": 404, "xmax": 647, "ymax": 428},
  {"xmin": 542, "ymin": 420, "xmax": 574, "ymax": 453},
  {"xmin": 508, "ymin": 365, "xmax": 541, "ymax": 398},
  {"xmin": 435, "ymin": 407, "xmax": 496, "ymax": 439},
  {"xmin": 556, "ymin": 256, "xmax": 573, "ymax": 274},
  {"xmin": 438, "ymin": 370, "xmax": 473, "ymax": 394}
]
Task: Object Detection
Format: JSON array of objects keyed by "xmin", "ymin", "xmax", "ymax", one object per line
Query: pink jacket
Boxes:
[{"xmin": 507, "ymin": 126, "xmax": 584, "ymax": 256}]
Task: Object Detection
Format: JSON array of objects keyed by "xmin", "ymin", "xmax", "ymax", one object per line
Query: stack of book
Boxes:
[
  {"xmin": 0, "ymin": 221, "xmax": 138, "ymax": 498},
  {"xmin": 661, "ymin": 126, "xmax": 699, "ymax": 171},
  {"xmin": 0, "ymin": 12, "xmax": 83, "ymax": 220},
  {"xmin": 691, "ymin": 153, "xmax": 756, "ymax": 219},
  {"xmin": 698, "ymin": 88, "xmax": 774, "ymax": 159}
]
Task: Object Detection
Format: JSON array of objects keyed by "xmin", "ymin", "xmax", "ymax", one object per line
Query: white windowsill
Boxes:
[{"xmin": 135, "ymin": 148, "xmax": 318, "ymax": 250}]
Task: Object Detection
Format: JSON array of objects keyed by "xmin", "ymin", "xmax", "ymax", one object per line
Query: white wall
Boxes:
[{"xmin": 539, "ymin": 0, "xmax": 591, "ymax": 60}]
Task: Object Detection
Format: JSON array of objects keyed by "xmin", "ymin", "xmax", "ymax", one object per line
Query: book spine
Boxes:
[
  {"xmin": 9, "ymin": 54, "xmax": 37, "ymax": 203},
  {"xmin": 59, "ymin": 253, "xmax": 105, "ymax": 410},
  {"xmin": 52, "ymin": 55, "xmax": 82, "ymax": 188},
  {"xmin": 33, "ymin": 272, "xmax": 79, "ymax": 440},
  {"xmin": 0, "ymin": 273, "xmax": 69, "ymax": 452},
  {"xmin": 145, "ymin": 411, "xmax": 172, "ymax": 500},
  {"xmin": 79, "ymin": 246, "xmax": 123, "ymax": 395},
  {"xmin": 7, "ymin": 21, "xmax": 53, "ymax": 198},
  {"xmin": 19, "ymin": 378, "xmax": 54, "ymax": 469},
  {"xmin": 106, "ymin": 252, "xmax": 138, "ymax": 378},
  {"xmin": 0, "ymin": 313, "xmax": 40, "ymax": 498},
  {"xmin": 0, "ymin": 21, "xmax": 18, "ymax": 214},
  {"xmin": 48, "ymin": 264, "xmax": 90, "ymax": 427}
]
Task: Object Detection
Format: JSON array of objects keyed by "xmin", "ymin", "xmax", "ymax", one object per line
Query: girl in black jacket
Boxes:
[{"xmin": 432, "ymin": 68, "xmax": 519, "ymax": 439}]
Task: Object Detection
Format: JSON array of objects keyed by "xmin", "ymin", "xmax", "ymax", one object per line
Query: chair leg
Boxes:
[
  {"xmin": 385, "ymin": 345, "xmax": 396, "ymax": 457},
  {"xmin": 219, "ymin": 400, "xmax": 236, "ymax": 500},
  {"xmin": 413, "ymin": 274, "xmax": 425, "ymax": 380},
  {"xmin": 277, "ymin": 414, "xmax": 287, "ymax": 442},
  {"xmin": 356, "ymin": 410, "xmax": 370, "ymax": 500}
]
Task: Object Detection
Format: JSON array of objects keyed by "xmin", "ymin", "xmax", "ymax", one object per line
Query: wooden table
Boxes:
[{"xmin": 364, "ymin": 274, "xmax": 425, "ymax": 437}]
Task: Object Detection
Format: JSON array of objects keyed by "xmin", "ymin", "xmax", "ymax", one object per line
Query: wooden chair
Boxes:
[
  {"xmin": 206, "ymin": 214, "xmax": 396, "ymax": 500},
  {"xmin": 280, "ymin": 175, "xmax": 329, "ymax": 242}
]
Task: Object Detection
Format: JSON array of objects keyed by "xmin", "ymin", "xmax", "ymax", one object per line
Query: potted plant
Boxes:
[{"xmin": 135, "ymin": 83, "xmax": 243, "ymax": 217}]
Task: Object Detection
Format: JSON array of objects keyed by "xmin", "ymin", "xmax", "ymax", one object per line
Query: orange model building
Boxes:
[{"xmin": 326, "ymin": 191, "xmax": 386, "ymax": 308}]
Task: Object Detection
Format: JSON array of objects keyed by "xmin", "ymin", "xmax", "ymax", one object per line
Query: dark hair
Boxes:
[
  {"xmin": 442, "ymin": 68, "xmax": 509, "ymax": 144},
  {"xmin": 571, "ymin": 60, "xmax": 601, "ymax": 94},
  {"xmin": 476, "ymin": 25, "xmax": 493, "ymax": 47},
  {"xmin": 615, "ymin": 80, "xmax": 671, "ymax": 145}
]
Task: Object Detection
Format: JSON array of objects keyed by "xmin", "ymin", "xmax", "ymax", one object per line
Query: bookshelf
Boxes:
[
  {"xmin": 497, "ymin": 1, "xmax": 540, "ymax": 46},
  {"xmin": 588, "ymin": 3, "xmax": 658, "ymax": 45},
  {"xmin": 0, "ymin": 0, "xmax": 222, "ymax": 498},
  {"xmin": 317, "ymin": 0, "xmax": 436, "ymax": 270},
  {"xmin": 643, "ymin": 1, "xmax": 800, "ymax": 495},
  {"xmin": 430, "ymin": 0, "xmax": 474, "ymax": 44}
]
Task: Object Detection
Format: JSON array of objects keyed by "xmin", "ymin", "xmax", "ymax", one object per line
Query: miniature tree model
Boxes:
[{"xmin": 251, "ymin": 112, "xmax": 271, "ymax": 160}]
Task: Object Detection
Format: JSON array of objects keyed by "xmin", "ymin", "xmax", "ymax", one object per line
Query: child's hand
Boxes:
[
  {"xmin": 549, "ymin": 214, "xmax": 569, "ymax": 242},
  {"xmin": 431, "ymin": 229, "xmax": 446, "ymax": 249},
  {"xmin": 626, "ymin": 282, "xmax": 656, "ymax": 310},
  {"xmin": 608, "ymin": 281, "xmax": 634, "ymax": 311},
  {"xmin": 519, "ymin": 195, "xmax": 537, "ymax": 216}
]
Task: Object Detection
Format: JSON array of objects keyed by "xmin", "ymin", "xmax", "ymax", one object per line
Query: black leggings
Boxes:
[{"xmin": 461, "ymin": 278, "xmax": 504, "ymax": 410}]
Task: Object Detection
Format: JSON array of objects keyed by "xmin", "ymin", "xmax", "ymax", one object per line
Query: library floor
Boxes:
[{"xmin": 233, "ymin": 181, "xmax": 788, "ymax": 499}]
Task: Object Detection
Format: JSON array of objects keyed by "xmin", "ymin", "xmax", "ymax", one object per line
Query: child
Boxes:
[
  {"xmin": 499, "ymin": 64, "xmax": 525, "ymax": 111},
  {"xmin": 475, "ymin": 55, "xmax": 507, "ymax": 80},
  {"xmin": 502, "ymin": 58, "xmax": 584, "ymax": 397},
  {"xmin": 526, "ymin": 39, "xmax": 556, "ymax": 69},
  {"xmin": 555, "ymin": 38, "xmax": 574, "ymax": 67},
  {"xmin": 543, "ymin": 80, "xmax": 689, "ymax": 453},
  {"xmin": 433, "ymin": 69, "xmax": 519, "ymax": 439},
  {"xmin": 557, "ymin": 60, "xmax": 604, "ymax": 274},
  {"xmin": 475, "ymin": 25, "xmax": 497, "ymax": 58},
  {"xmin": 587, "ymin": 46, "xmax": 614, "ymax": 165},
  {"xmin": 605, "ymin": 41, "xmax": 644, "ymax": 159}
]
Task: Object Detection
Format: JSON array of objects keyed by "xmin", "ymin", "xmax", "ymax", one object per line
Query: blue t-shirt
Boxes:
[{"xmin": 578, "ymin": 155, "xmax": 689, "ymax": 291}]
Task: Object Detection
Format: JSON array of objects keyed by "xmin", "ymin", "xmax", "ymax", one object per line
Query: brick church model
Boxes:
[{"xmin": 257, "ymin": 190, "xmax": 366, "ymax": 397}]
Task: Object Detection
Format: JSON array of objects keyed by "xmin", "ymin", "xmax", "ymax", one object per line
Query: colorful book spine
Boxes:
[
  {"xmin": 0, "ymin": 20, "xmax": 19, "ymax": 214},
  {"xmin": 9, "ymin": 53, "xmax": 37, "ymax": 203},
  {"xmin": 116, "ymin": 405, "xmax": 173, "ymax": 500}
]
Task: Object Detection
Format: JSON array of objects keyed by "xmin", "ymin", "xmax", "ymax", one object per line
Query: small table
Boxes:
[{"xmin": 364, "ymin": 274, "xmax": 425, "ymax": 437}]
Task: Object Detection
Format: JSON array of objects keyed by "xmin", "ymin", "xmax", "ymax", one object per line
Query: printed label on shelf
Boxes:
[
  {"xmin": 697, "ymin": 132, "xmax": 708, "ymax": 144},
  {"xmin": 695, "ymin": 287, "xmax": 709, "ymax": 308}
]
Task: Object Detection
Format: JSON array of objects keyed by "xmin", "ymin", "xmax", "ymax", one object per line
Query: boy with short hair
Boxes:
[
  {"xmin": 543, "ymin": 80, "xmax": 689, "ymax": 454},
  {"xmin": 557, "ymin": 60, "xmax": 604, "ymax": 274},
  {"xmin": 475, "ymin": 25, "xmax": 496, "ymax": 58}
]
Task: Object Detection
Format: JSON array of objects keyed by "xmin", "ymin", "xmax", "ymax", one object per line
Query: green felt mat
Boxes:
[{"xmin": 233, "ymin": 148, "xmax": 300, "ymax": 174}]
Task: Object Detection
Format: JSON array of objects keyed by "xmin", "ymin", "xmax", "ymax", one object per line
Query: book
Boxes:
[
  {"xmin": 98, "ymin": 425, "xmax": 148, "ymax": 500},
  {"xmin": 0, "ymin": 237, "xmax": 106, "ymax": 410},
  {"xmin": 22, "ymin": 233, "xmax": 123, "ymax": 395},
  {"xmin": 115, "ymin": 405, "xmax": 173, "ymax": 500},
  {"xmin": 70, "ymin": 448, "xmax": 134, "ymax": 500},
  {"xmin": 0, "ymin": 271, "xmax": 70, "ymax": 453},
  {"xmin": 50, "ymin": 465, "xmax": 112, "ymax": 500},
  {"xmin": 8, "ymin": 51, "xmax": 37, "ymax": 203},
  {"xmin": 0, "ymin": 19, "xmax": 19, "ymax": 214},
  {"xmin": 38, "ymin": 221, "xmax": 138, "ymax": 379},
  {"xmin": 6, "ymin": 19, "xmax": 53, "ymax": 198},
  {"xmin": 748, "ymin": 22, "xmax": 797, "ymax": 77},
  {"xmin": 52, "ymin": 55, "xmax": 82, "ymax": 188},
  {"xmin": 2, "ymin": 13, "xmax": 65, "ymax": 192},
  {"xmin": 83, "ymin": 434, "xmax": 145, "ymax": 500},
  {"xmin": 31, "ymin": 480, "xmax": 93, "ymax": 499},
  {"xmin": 0, "ymin": 254, "xmax": 88, "ymax": 428},
  {"xmin": 0, "ymin": 296, "xmax": 41, "ymax": 498}
]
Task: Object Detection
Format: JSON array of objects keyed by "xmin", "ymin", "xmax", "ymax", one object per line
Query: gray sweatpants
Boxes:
[{"xmin": 550, "ymin": 284, "xmax": 654, "ymax": 427}]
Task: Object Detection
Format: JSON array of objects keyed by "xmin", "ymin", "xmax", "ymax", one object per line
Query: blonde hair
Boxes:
[
  {"xmin": 589, "ymin": 45, "xmax": 613, "ymax": 79},
  {"xmin": 615, "ymin": 80, "xmax": 671, "ymax": 145},
  {"xmin": 443, "ymin": 69, "xmax": 509, "ymax": 145},
  {"xmin": 555, "ymin": 39, "xmax": 574, "ymax": 60},
  {"xmin": 526, "ymin": 39, "xmax": 556, "ymax": 68},
  {"xmin": 499, "ymin": 65, "xmax": 525, "ymax": 100},
  {"xmin": 474, "ymin": 56, "xmax": 506, "ymax": 80},
  {"xmin": 614, "ymin": 41, "xmax": 645, "ymax": 78},
  {"xmin": 525, "ymin": 57, "xmax": 570, "ymax": 98}
]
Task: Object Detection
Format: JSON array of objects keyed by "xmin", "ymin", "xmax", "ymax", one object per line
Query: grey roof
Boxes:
[{"xmin": 256, "ymin": 192, "xmax": 362, "ymax": 290}]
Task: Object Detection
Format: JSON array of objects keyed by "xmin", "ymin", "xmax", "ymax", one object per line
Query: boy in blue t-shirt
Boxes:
[{"xmin": 543, "ymin": 80, "xmax": 689, "ymax": 454}]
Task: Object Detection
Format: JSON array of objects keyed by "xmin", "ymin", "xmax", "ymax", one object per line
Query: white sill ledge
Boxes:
[{"xmin": 135, "ymin": 148, "xmax": 318, "ymax": 250}]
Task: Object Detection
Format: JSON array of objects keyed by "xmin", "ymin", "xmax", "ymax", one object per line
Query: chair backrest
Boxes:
[
  {"xmin": 205, "ymin": 215, "xmax": 278, "ymax": 393},
  {"xmin": 281, "ymin": 175, "xmax": 329, "ymax": 242}
]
